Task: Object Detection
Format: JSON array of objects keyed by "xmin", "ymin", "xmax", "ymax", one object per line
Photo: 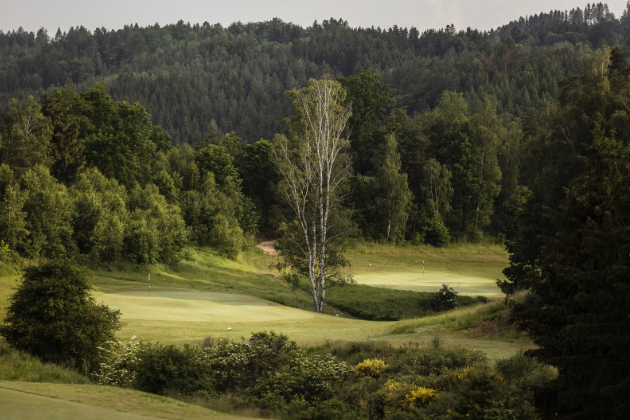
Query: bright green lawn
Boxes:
[{"xmin": 97, "ymin": 289, "xmax": 395, "ymax": 345}]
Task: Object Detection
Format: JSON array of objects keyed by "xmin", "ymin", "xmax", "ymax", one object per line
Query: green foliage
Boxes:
[
  {"xmin": 422, "ymin": 219, "xmax": 450, "ymax": 247},
  {"xmin": 125, "ymin": 184, "xmax": 187, "ymax": 264},
  {"xmin": 371, "ymin": 134, "xmax": 413, "ymax": 242},
  {"xmin": 70, "ymin": 168, "xmax": 128, "ymax": 262},
  {"xmin": 18, "ymin": 165, "xmax": 74, "ymax": 258},
  {"xmin": 134, "ymin": 343, "xmax": 214, "ymax": 396},
  {"xmin": 0, "ymin": 97, "xmax": 53, "ymax": 175},
  {"xmin": 0, "ymin": 260, "xmax": 120, "ymax": 372},
  {"xmin": 0, "ymin": 239, "xmax": 9, "ymax": 260},
  {"xmin": 94, "ymin": 335, "xmax": 142, "ymax": 388},
  {"xmin": 0, "ymin": 341, "xmax": 90, "ymax": 384},
  {"xmin": 430, "ymin": 284, "xmax": 458, "ymax": 312},
  {"xmin": 512, "ymin": 134, "xmax": 630, "ymax": 419}
]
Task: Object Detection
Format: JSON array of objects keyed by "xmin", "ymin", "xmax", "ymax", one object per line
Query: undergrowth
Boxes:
[{"xmin": 0, "ymin": 341, "xmax": 90, "ymax": 384}]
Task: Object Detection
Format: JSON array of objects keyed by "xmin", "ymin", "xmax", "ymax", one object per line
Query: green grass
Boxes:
[
  {"xmin": 92, "ymin": 248, "xmax": 324, "ymax": 313},
  {"xmin": 299, "ymin": 281, "xmax": 486, "ymax": 320},
  {"xmin": 0, "ymin": 244, "xmax": 533, "ymax": 419},
  {"xmin": 345, "ymin": 242, "xmax": 508, "ymax": 295},
  {"xmin": 0, "ymin": 342, "xmax": 90, "ymax": 384},
  {"xmin": 0, "ymin": 243, "xmax": 528, "ymax": 365},
  {"xmin": 97, "ymin": 288, "xmax": 396, "ymax": 345},
  {"xmin": 0, "ymin": 381, "xmax": 260, "ymax": 420}
]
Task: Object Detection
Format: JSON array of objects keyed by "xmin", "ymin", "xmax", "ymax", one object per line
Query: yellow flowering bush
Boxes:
[
  {"xmin": 354, "ymin": 358, "xmax": 387, "ymax": 379},
  {"xmin": 406, "ymin": 386, "xmax": 439, "ymax": 407}
]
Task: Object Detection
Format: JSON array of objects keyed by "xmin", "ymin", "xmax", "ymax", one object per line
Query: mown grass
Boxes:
[
  {"xmin": 0, "ymin": 381, "xmax": 260, "ymax": 420},
  {"xmin": 346, "ymin": 241, "xmax": 508, "ymax": 276},
  {"xmin": 91, "ymin": 248, "xmax": 326, "ymax": 313},
  {"xmin": 0, "ymin": 243, "xmax": 529, "ymax": 364}
]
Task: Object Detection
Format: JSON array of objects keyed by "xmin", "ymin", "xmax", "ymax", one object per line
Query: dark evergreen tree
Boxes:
[{"xmin": 513, "ymin": 134, "xmax": 630, "ymax": 419}]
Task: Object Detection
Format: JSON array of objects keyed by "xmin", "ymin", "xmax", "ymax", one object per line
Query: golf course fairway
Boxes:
[
  {"xmin": 97, "ymin": 289, "xmax": 396, "ymax": 344},
  {"xmin": 352, "ymin": 271, "xmax": 502, "ymax": 295},
  {"xmin": 345, "ymin": 242, "xmax": 508, "ymax": 296},
  {"xmin": 0, "ymin": 381, "xmax": 259, "ymax": 420}
]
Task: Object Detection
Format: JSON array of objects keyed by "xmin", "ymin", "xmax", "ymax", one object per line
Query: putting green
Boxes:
[
  {"xmin": 0, "ymin": 381, "xmax": 256, "ymax": 420},
  {"xmin": 98, "ymin": 290, "xmax": 394, "ymax": 344},
  {"xmin": 353, "ymin": 271, "xmax": 502, "ymax": 296},
  {"xmin": 98, "ymin": 291, "xmax": 315, "ymax": 323}
]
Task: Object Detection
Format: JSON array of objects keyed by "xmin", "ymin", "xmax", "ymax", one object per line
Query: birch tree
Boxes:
[{"xmin": 272, "ymin": 78, "xmax": 352, "ymax": 313}]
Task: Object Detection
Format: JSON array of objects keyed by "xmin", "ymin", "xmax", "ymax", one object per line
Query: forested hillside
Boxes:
[
  {"xmin": 1, "ymin": 3, "xmax": 629, "ymax": 144},
  {"xmin": 2, "ymin": 4, "xmax": 630, "ymax": 419},
  {"xmin": 2, "ymin": 3, "xmax": 630, "ymax": 255}
]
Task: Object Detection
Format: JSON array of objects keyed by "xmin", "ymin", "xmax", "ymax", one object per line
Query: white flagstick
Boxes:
[{"xmin": 148, "ymin": 273, "xmax": 151, "ymax": 293}]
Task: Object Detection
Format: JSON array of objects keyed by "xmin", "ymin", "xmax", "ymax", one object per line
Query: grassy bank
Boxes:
[{"xmin": 345, "ymin": 241, "xmax": 508, "ymax": 295}]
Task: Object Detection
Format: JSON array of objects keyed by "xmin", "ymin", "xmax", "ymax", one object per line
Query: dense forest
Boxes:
[
  {"xmin": 2, "ymin": 4, "xmax": 630, "ymax": 418},
  {"xmin": 0, "ymin": 3, "xmax": 629, "ymax": 144},
  {"xmin": 2, "ymin": 2, "xmax": 630, "ymax": 252}
]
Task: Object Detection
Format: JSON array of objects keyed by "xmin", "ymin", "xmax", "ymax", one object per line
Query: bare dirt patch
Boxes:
[{"xmin": 256, "ymin": 240, "xmax": 278, "ymax": 256}]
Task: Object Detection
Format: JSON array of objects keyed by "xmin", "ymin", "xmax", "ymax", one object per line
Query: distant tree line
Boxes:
[{"xmin": 1, "ymin": 3, "xmax": 630, "ymax": 144}]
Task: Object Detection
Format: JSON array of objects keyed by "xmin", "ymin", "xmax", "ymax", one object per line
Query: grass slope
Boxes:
[
  {"xmin": 97, "ymin": 289, "xmax": 396, "ymax": 345},
  {"xmin": 298, "ymin": 282, "xmax": 485, "ymax": 320},
  {"xmin": 93, "ymin": 248, "xmax": 321, "ymax": 312},
  {"xmin": 345, "ymin": 242, "xmax": 508, "ymax": 295},
  {"xmin": 0, "ymin": 381, "xmax": 258, "ymax": 420},
  {"xmin": 0, "ymin": 243, "xmax": 527, "ymax": 365}
]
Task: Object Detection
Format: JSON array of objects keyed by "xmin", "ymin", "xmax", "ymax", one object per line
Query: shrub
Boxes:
[
  {"xmin": 134, "ymin": 343, "xmax": 214, "ymax": 396},
  {"xmin": 406, "ymin": 386, "xmax": 439, "ymax": 407},
  {"xmin": 94, "ymin": 335, "xmax": 142, "ymax": 388},
  {"xmin": 430, "ymin": 284, "xmax": 458, "ymax": 311},
  {"xmin": 0, "ymin": 260, "xmax": 120, "ymax": 372},
  {"xmin": 355, "ymin": 358, "xmax": 388, "ymax": 379},
  {"xmin": 423, "ymin": 220, "xmax": 449, "ymax": 247},
  {"xmin": 378, "ymin": 380, "xmax": 418, "ymax": 416},
  {"xmin": 0, "ymin": 239, "xmax": 9, "ymax": 260},
  {"xmin": 254, "ymin": 354, "xmax": 350, "ymax": 404},
  {"xmin": 203, "ymin": 331, "xmax": 301, "ymax": 392}
]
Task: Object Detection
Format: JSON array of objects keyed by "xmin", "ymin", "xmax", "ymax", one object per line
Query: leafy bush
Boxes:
[
  {"xmin": 94, "ymin": 335, "xmax": 142, "ymax": 388},
  {"xmin": 423, "ymin": 219, "xmax": 449, "ymax": 247},
  {"xmin": 355, "ymin": 359, "xmax": 388, "ymax": 379},
  {"xmin": 253, "ymin": 354, "xmax": 350, "ymax": 404},
  {"xmin": 202, "ymin": 331, "xmax": 301, "ymax": 392},
  {"xmin": 406, "ymin": 386, "xmax": 439, "ymax": 407},
  {"xmin": 134, "ymin": 343, "xmax": 214, "ymax": 396},
  {"xmin": 430, "ymin": 284, "xmax": 458, "ymax": 312},
  {"xmin": 0, "ymin": 239, "xmax": 9, "ymax": 261},
  {"xmin": 0, "ymin": 260, "xmax": 120, "ymax": 372}
]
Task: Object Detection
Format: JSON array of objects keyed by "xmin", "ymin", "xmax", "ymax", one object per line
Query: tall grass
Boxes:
[
  {"xmin": 348, "ymin": 239, "xmax": 507, "ymax": 256},
  {"xmin": 0, "ymin": 341, "xmax": 90, "ymax": 384}
]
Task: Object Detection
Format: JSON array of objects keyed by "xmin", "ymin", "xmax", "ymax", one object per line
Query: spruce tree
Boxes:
[{"xmin": 514, "ymin": 134, "xmax": 630, "ymax": 419}]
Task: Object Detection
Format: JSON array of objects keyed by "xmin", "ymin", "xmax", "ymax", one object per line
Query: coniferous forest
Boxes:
[{"xmin": 1, "ymin": 2, "xmax": 630, "ymax": 420}]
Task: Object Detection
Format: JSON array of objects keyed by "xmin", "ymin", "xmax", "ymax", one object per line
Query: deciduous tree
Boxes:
[{"xmin": 273, "ymin": 77, "xmax": 352, "ymax": 312}]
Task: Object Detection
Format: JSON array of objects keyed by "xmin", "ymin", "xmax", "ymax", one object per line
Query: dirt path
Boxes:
[{"xmin": 257, "ymin": 240, "xmax": 278, "ymax": 256}]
